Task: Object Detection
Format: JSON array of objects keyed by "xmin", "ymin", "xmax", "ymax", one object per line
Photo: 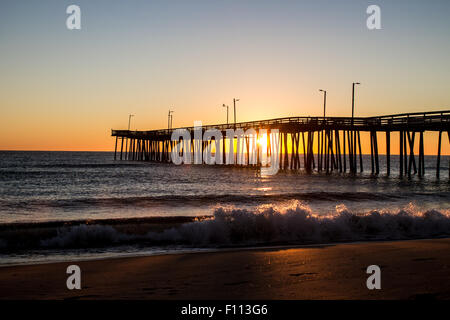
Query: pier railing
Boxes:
[{"xmin": 112, "ymin": 110, "xmax": 450, "ymax": 138}]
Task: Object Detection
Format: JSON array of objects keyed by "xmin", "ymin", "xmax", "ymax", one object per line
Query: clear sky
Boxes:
[{"xmin": 0, "ymin": 0, "xmax": 449, "ymax": 153}]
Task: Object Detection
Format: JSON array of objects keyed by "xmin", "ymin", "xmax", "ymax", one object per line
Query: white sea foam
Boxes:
[
  {"xmin": 37, "ymin": 201, "xmax": 450, "ymax": 248},
  {"xmin": 146, "ymin": 201, "xmax": 450, "ymax": 245}
]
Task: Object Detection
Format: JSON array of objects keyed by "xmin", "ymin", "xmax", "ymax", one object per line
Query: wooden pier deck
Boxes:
[{"xmin": 112, "ymin": 110, "xmax": 450, "ymax": 177}]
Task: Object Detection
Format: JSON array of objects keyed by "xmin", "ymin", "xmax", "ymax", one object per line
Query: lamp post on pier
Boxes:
[
  {"xmin": 222, "ymin": 104, "xmax": 229, "ymax": 124},
  {"xmin": 319, "ymin": 89, "xmax": 327, "ymax": 117},
  {"xmin": 233, "ymin": 98, "xmax": 239, "ymax": 125},
  {"xmin": 352, "ymin": 82, "xmax": 360, "ymax": 120},
  {"xmin": 168, "ymin": 110, "xmax": 174, "ymax": 131},
  {"xmin": 128, "ymin": 114, "xmax": 134, "ymax": 131}
]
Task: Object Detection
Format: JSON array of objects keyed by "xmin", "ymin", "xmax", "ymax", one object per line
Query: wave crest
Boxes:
[
  {"xmin": 147, "ymin": 202, "xmax": 450, "ymax": 245},
  {"xmin": 2, "ymin": 202, "xmax": 449, "ymax": 249}
]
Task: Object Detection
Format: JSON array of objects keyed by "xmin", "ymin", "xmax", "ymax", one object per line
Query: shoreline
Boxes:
[
  {"xmin": 1, "ymin": 236, "xmax": 449, "ymax": 268},
  {"xmin": 1, "ymin": 238, "xmax": 449, "ymax": 299}
]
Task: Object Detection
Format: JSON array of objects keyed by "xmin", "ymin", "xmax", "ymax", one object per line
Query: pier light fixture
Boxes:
[{"xmin": 319, "ymin": 89, "xmax": 327, "ymax": 117}]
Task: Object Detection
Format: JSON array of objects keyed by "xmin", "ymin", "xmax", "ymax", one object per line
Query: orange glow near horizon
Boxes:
[
  {"xmin": 1, "ymin": 2, "xmax": 450, "ymax": 155},
  {"xmin": 1, "ymin": 120, "xmax": 449, "ymax": 155}
]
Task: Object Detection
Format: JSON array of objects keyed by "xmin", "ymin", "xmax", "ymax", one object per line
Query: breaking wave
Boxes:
[
  {"xmin": 1, "ymin": 201, "xmax": 446, "ymax": 250},
  {"xmin": 143, "ymin": 202, "xmax": 450, "ymax": 245}
]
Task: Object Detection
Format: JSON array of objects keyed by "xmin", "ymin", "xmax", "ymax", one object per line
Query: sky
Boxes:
[{"xmin": 0, "ymin": 0, "xmax": 449, "ymax": 153}]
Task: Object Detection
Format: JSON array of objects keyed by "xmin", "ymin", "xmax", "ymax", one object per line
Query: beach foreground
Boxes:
[{"xmin": 1, "ymin": 238, "xmax": 449, "ymax": 300}]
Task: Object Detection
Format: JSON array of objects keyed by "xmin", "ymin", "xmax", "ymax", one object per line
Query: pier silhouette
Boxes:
[{"xmin": 112, "ymin": 110, "xmax": 450, "ymax": 177}]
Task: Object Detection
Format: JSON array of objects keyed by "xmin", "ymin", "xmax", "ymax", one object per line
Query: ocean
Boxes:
[{"xmin": 1, "ymin": 151, "xmax": 449, "ymax": 265}]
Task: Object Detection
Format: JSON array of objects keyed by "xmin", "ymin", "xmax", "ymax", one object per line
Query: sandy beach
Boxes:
[{"xmin": 1, "ymin": 238, "xmax": 449, "ymax": 300}]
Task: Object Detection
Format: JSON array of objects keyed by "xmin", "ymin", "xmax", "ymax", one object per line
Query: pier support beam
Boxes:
[
  {"xmin": 386, "ymin": 131, "xmax": 390, "ymax": 176},
  {"xmin": 370, "ymin": 131, "xmax": 374, "ymax": 174},
  {"xmin": 347, "ymin": 130, "xmax": 354, "ymax": 173},
  {"xmin": 114, "ymin": 137, "xmax": 118, "ymax": 160},
  {"xmin": 374, "ymin": 131, "xmax": 379, "ymax": 175},
  {"xmin": 301, "ymin": 132, "xmax": 306, "ymax": 170},
  {"xmin": 399, "ymin": 131, "xmax": 403, "ymax": 177},
  {"xmin": 120, "ymin": 137, "xmax": 124, "ymax": 160},
  {"xmin": 357, "ymin": 131, "xmax": 363, "ymax": 173},
  {"xmin": 407, "ymin": 131, "xmax": 416, "ymax": 177},
  {"xmin": 336, "ymin": 130, "xmax": 342, "ymax": 172},
  {"xmin": 418, "ymin": 132, "xmax": 424, "ymax": 177},
  {"xmin": 436, "ymin": 131, "xmax": 442, "ymax": 178},
  {"xmin": 343, "ymin": 131, "xmax": 346, "ymax": 173},
  {"xmin": 403, "ymin": 131, "xmax": 408, "ymax": 175}
]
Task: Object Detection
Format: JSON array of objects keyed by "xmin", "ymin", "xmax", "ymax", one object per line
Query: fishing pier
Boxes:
[{"xmin": 112, "ymin": 110, "xmax": 450, "ymax": 177}]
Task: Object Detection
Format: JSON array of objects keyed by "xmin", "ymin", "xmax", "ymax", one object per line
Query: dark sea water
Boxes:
[{"xmin": 1, "ymin": 151, "xmax": 449, "ymax": 265}]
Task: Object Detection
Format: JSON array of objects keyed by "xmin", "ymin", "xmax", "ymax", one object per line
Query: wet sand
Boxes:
[{"xmin": 1, "ymin": 238, "xmax": 449, "ymax": 300}]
